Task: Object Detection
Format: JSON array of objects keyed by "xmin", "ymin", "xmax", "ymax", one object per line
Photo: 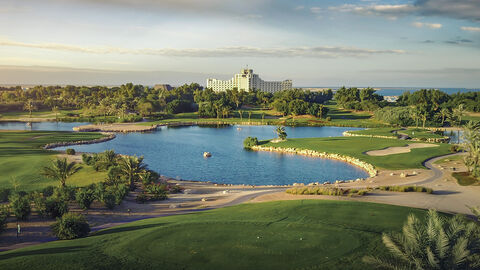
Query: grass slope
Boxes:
[
  {"xmin": 0, "ymin": 131, "xmax": 107, "ymax": 191},
  {"xmin": 262, "ymin": 137, "xmax": 451, "ymax": 170},
  {"xmin": 0, "ymin": 200, "xmax": 427, "ymax": 270}
]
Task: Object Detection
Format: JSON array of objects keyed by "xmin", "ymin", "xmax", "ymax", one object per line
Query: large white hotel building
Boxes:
[{"xmin": 207, "ymin": 68, "xmax": 292, "ymax": 93}]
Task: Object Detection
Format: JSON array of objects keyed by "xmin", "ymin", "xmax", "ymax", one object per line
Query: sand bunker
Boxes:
[{"xmin": 365, "ymin": 143, "xmax": 439, "ymax": 156}]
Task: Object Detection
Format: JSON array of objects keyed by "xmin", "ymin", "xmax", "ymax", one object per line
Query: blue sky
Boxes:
[{"xmin": 1, "ymin": 0, "xmax": 479, "ymax": 87}]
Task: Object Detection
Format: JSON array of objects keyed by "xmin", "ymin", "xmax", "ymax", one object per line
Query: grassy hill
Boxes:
[
  {"xmin": 0, "ymin": 130, "xmax": 107, "ymax": 191},
  {"xmin": 0, "ymin": 200, "xmax": 427, "ymax": 270}
]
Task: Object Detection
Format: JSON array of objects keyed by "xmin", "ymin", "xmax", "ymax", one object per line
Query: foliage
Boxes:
[
  {"xmin": 118, "ymin": 155, "xmax": 147, "ymax": 190},
  {"xmin": 135, "ymin": 193, "xmax": 148, "ymax": 204},
  {"xmin": 0, "ymin": 188, "xmax": 11, "ymax": 202},
  {"xmin": 10, "ymin": 194, "xmax": 31, "ymax": 220},
  {"xmin": 378, "ymin": 185, "xmax": 433, "ymax": 193},
  {"xmin": 140, "ymin": 170, "xmax": 159, "ymax": 186},
  {"xmin": 76, "ymin": 188, "xmax": 96, "ymax": 210},
  {"xmin": 363, "ymin": 209, "xmax": 480, "ymax": 270},
  {"xmin": 102, "ymin": 191, "xmax": 117, "ymax": 210},
  {"xmin": 42, "ymin": 158, "xmax": 80, "ymax": 187},
  {"xmin": 462, "ymin": 121, "xmax": 480, "ymax": 179},
  {"xmin": 51, "ymin": 213, "xmax": 90, "ymax": 240},
  {"xmin": 0, "ymin": 205, "xmax": 10, "ymax": 234},
  {"xmin": 286, "ymin": 187, "xmax": 369, "ymax": 196},
  {"xmin": 144, "ymin": 184, "xmax": 168, "ymax": 201},
  {"xmin": 275, "ymin": 126, "xmax": 287, "ymax": 140},
  {"xmin": 65, "ymin": 148, "xmax": 76, "ymax": 155},
  {"xmin": 45, "ymin": 197, "xmax": 69, "ymax": 218},
  {"xmin": 374, "ymin": 107, "xmax": 414, "ymax": 127},
  {"xmin": 31, "ymin": 192, "xmax": 48, "ymax": 217},
  {"xmin": 335, "ymin": 87, "xmax": 384, "ymax": 111},
  {"xmin": 243, "ymin": 136, "xmax": 259, "ymax": 148}
]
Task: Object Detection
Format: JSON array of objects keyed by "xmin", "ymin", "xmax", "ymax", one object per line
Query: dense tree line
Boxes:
[
  {"xmin": 0, "ymin": 84, "xmax": 333, "ymax": 120},
  {"xmin": 376, "ymin": 89, "xmax": 476, "ymax": 127},
  {"xmin": 334, "ymin": 87, "xmax": 384, "ymax": 111}
]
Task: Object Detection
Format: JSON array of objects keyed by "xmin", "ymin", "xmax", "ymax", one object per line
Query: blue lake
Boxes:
[{"xmin": 0, "ymin": 122, "xmax": 369, "ymax": 185}]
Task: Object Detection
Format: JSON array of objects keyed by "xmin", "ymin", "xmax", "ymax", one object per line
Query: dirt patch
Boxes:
[{"xmin": 365, "ymin": 143, "xmax": 439, "ymax": 156}]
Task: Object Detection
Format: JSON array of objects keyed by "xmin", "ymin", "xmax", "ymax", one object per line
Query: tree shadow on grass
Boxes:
[
  {"xmin": 0, "ymin": 245, "xmax": 87, "ymax": 261},
  {"xmin": 92, "ymin": 223, "xmax": 168, "ymax": 237}
]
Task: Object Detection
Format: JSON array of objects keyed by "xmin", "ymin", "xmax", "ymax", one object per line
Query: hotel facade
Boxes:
[{"xmin": 207, "ymin": 68, "xmax": 292, "ymax": 93}]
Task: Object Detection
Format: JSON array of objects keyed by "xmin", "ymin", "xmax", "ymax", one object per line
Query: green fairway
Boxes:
[
  {"xmin": 0, "ymin": 131, "xmax": 107, "ymax": 191},
  {"xmin": 0, "ymin": 200, "xmax": 427, "ymax": 270},
  {"xmin": 261, "ymin": 137, "xmax": 451, "ymax": 169},
  {"xmin": 348, "ymin": 127, "xmax": 399, "ymax": 137}
]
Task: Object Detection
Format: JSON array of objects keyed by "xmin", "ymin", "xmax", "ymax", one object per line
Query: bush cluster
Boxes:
[
  {"xmin": 286, "ymin": 187, "xmax": 369, "ymax": 196},
  {"xmin": 243, "ymin": 137, "xmax": 259, "ymax": 149},
  {"xmin": 378, "ymin": 186, "xmax": 433, "ymax": 193},
  {"xmin": 51, "ymin": 213, "xmax": 90, "ymax": 240},
  {"xmin": 65, "ymin": 148, "xmax": 76, "ymax": 155}
]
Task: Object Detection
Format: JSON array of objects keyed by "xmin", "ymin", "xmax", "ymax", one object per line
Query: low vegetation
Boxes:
[
  {"xmin": 286, "ymin": 186, "xmax": 369, "ymax": 196},
  {"xmin": 452, "ymin": 172, "xmax": 479, "ymax": 186},
  {"xmin": 51, "ymin": 212, "xmax": 90, "ymax": 240},
  {"xmin": 378, "ymin": 185, "xmax": 433, "ymax": 193},
  {"xmin": 243, "ymin": 136, "xmax": 259, "ymax": 149}
]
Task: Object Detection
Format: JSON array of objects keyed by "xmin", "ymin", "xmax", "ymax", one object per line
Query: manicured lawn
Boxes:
[
  {"xmin": 400, "ymin": 128, "xmax": 445, "ymax": 139},
  {"xmin": 434, "ymin": 155, "xmax": 464, "ymax": 164},
  {"xmin": 349, "ymin": 127, "xmax": 399, "ymax": 137},
  {"xmin": 0, "ymin": 200, "xmax": 428, "ymax": 270},
  {"xmin": 452, "ymin": 172, "xmax": 480, "ymax": 186},
  {"xmin": 0, "ymin": 131, "xmax": 107, "ymax": 191},
  {"xmin": 261, "ymin": 137, "xmax": 451, "ymax": 169}
]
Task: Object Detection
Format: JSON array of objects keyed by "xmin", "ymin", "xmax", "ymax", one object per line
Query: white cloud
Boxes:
[
  {"xmin": 328, "ymin": 0, "xmax": 480, "ymax": 22},
  {"xmin": 412, "ymin": 22, "xmax": 442, "ymax": 29},
  {"xmin": 310, "ymin": 7, "xmax": 321, "ymax": 14},
  {"xmin": 0, "ymin": 38, "xmax": 405, "ymax": 58},
  {"xmin": 461, "ymin": 26, "xmax": 480, "ymax": 32}
]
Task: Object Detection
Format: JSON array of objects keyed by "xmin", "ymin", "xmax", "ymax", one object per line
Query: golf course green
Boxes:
[
  {"xmin": 261, "ymin": 136, "xmax": 451, "ymax": 170},
  {"xmin": 0, "ymin": 131, "xmax": 107, "ymax": 191},
  {"xmin": 0, "ymin": 200, "xmax": 427, "ymax": 270}
]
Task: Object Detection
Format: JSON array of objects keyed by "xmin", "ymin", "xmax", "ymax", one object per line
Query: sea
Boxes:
[{"xmin": 302, "ymin": 87, "xmax": 480, "ymax": 96}]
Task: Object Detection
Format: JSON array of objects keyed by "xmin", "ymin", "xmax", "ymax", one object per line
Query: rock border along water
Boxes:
[
  {"xmin": 251, "ymin": 145, "xmax": 377, "ymax": 178},
  {"xmin": 43, "ymin": 133, "xmax": 116, "ymax": 149}
]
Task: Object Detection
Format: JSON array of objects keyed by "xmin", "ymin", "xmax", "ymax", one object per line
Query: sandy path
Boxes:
[{"xmin": 365, "ymin": 143, "xmax": 439, "ymax": 156}]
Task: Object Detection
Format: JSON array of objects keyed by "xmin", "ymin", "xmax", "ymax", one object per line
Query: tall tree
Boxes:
[
  {"xmin": 42, "ymin": 158, "xmax": 80, "ymax": 187},
  {"xmin": 23, "ymin": 99, "xmax": 37, "ymax": 118},
  {"xmin": 463, "ymin": 121, "xmax": 480, "ymax": 179},
  {"xmin": 119, "ymin": 156, "xmax": 147, "ymax": 190}
]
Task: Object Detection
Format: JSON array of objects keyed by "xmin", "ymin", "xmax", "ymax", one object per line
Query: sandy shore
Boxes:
[
  {"xmin": 73, "ymin": 123, "xmax": 158, "ymax": 132},
  {"xmin": 365, "ymin": 143, "xmax": 439, "ymax": 156}
]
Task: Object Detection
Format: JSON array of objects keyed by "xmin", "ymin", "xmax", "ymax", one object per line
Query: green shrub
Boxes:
[
  {"xmin": 135, "ymin": 193, "xmax": 148, "ymax": 204},
  {"xmin": 107, "ymin": 184, "xmax": 129, "ymax": 205},
  {"xmin": 243, "ymin": 137, "xmax": 259, "ymax": 149},
  {"xmin": 45, "ymin": 198, "xmax": 69, "ymax": 218},
  {"xmin": 102, "ymin": 192, "xmax": 116, "ymax": 210},
  {"xmin": 326, "ymin": 116, "xmax": 331, "ymax": 121},
  {"xmin": 53, "ymin": 186, "xmax": 76, "ymax": 201},
  {"xmin": 32, "ymin": 192, "xmax": 48, "ymax": 217},
  {"xmin": 450, "ymin": 145, "xmax": 460, "ymax": 153},
  {"xmin": 82, "ymin": 153, "xmax": 93, "ymax": 165},
  {"xmin": 0, "ymin": 188, "xmax": 11, "ymax": 202},
  {"xmin": 285, "ymin": 186, "xmax": 367, "ymax": 196},
  {"xmin": 76, "ymin": 189, "xmax": 95, "ymax": 210},
  {"xmin": 41, "ymin": 186, "xmax": 55, "ymax": 197},
  {"xmin": 169, "ymin": 185, "xmax": 183, "ymax": 194},
  {"xmin": 51, "ymin": 213, "xmax": 90, "ymax": 240},
  {"xmin": 0, "ymin": 206, "xmax": 10, "ymax": 234},
  {"xmin": 378, "ymin": 185, "xmax": 433, "ymax": 193},
  {"xmin": 10, "ymin": 195, "xmax": 31, "ymax": 220},
  {"xmin": 65, "ymin": 148, "xmax": 76, "ymax": 155},
  {"xmin": 145, "ymin": 184, "xmax": 168, "ymax": 201}
]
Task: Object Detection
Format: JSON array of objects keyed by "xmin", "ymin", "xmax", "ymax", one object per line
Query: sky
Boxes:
[{"xmin": 1, "ymin": 0, "xmax": 480, "ymax": 88}]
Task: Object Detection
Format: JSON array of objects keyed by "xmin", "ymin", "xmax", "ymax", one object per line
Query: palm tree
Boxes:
[
  {"xmin": 453, "ymin": 104, "xmax": 466, "ymax": 126},
  {"xmin": 42, "ymin": 158, "xmax": 80, "ymax": 187},
  {"xmin": 119, "ymin": 156, "xmax": 147, "ymax": 190},
  {"xmin": 410, "ymin": 108, "xmax": 421, "ymax": 128},
  {"xmin": 275, "ymin": 126, "xmax": 287, "ymax": 140},
  {"xmin": 440, "ymin": 107, "xmax": 450, "ymax": 126},
  {"xmin": 52, "ymin": 106, "xmax": 59, "ymax": 122},
  {"xmin": 462, "ymin": 121, "xmax": 480, "ymax": 179},
  {"xmin": 23, "ymin": 99, "xmax": 37, "ymax": 118},
  {"xmin": 363, "ymin": 209, "xmax": 480, "ymax": 270},
  {"xmin": 102, "ymin": 150, "xmax": 117, "ymax": 168}
]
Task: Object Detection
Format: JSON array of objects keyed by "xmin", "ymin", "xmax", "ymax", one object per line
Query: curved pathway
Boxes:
[{"xmin": 415, "ymin": 152, "xmax": 465, "ymax": 185}]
